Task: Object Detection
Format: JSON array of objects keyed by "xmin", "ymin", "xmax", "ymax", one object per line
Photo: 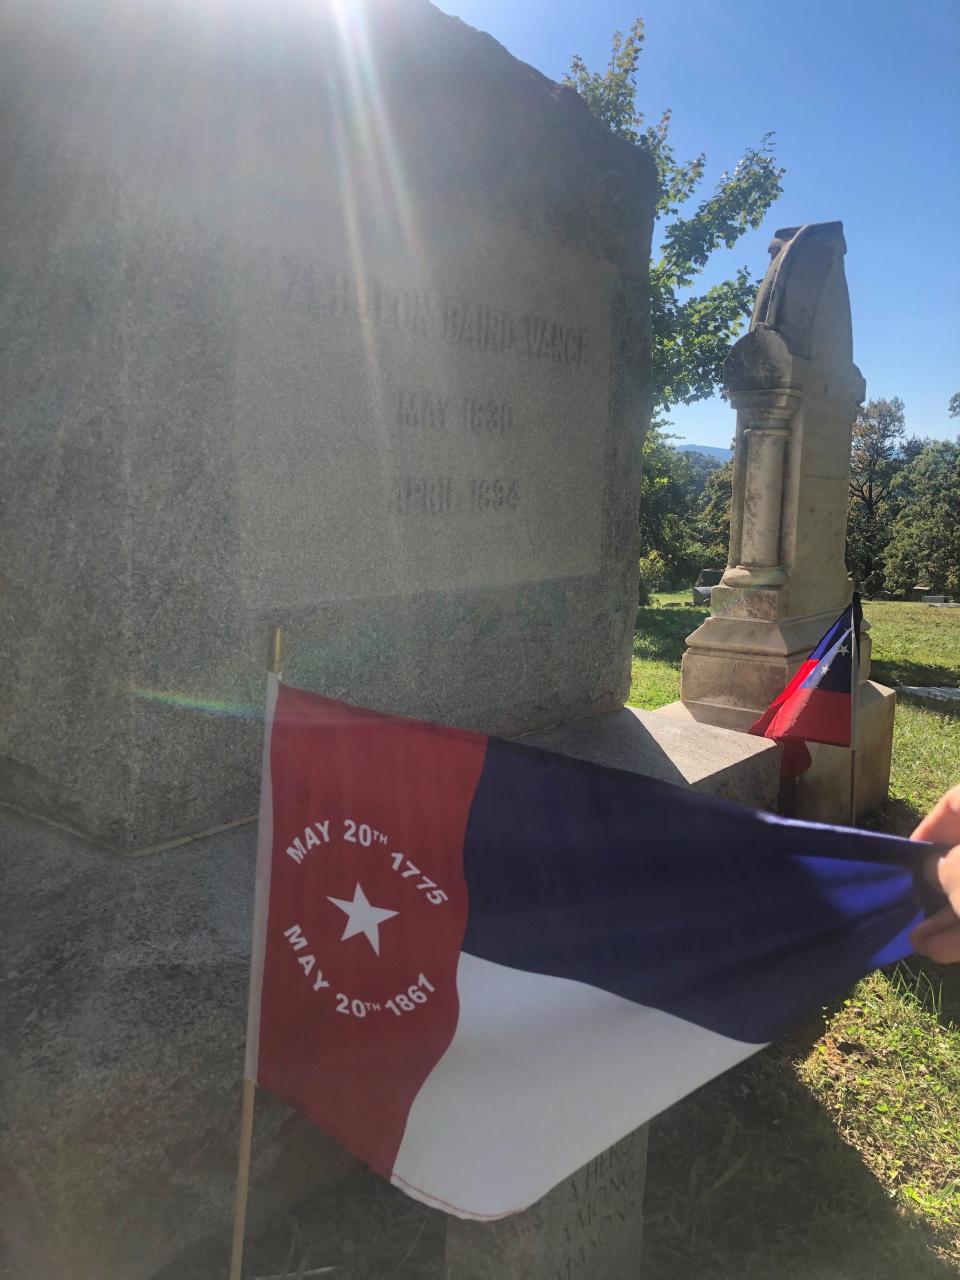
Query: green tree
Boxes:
[
  {"xmin": 884, "ymin": 439, "xmax": 960, "ymax": 597},
  {"xmin": 950, "ymin": 392, "xmax": 960, "ymax": 418},
  {"xmin": 846, "ymin": 397, "xmax": 906, "ymax": 593},
  {"xmin": 565, "ymin": 20, "xmax": 784, "ymax": 414},
  {"xmin": 681, "ymin": 448, "xmax": 722, "ymax": 498},
  {"xmin": 636, "ymin": 424, "xmax": 711, "ymax": 586},
  {"xmin": 700, "ymin": 455, "xmax": 734, "ymax": 566}
]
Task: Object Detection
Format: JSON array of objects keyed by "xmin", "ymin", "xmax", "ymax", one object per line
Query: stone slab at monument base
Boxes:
[
  {"xmin": 445, "ymin": 1129, "xmax": 647, "ymax": 1280},
  {"xmin": 796, "ymin": 682, "xmax": 896, "ymax": 822},
  {"xmin": 658, "ymin": 681, "xmax": 896, "ymax": 823},
  {"xmin": 518, "ymin": 705, "xmax": 779, "ymax": 808}
]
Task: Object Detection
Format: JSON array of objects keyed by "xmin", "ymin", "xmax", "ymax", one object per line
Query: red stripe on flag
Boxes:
[
  {"xmin": 767, "ymin": 686, "xmax": 854, "ymax": 748},
  {"xmin": 256, "ymin": 686, "xmax": 488, "ymax": 1179},
  {"xmin": 749, "ymin": 659, "xmax": 819, "ymax": 738}
]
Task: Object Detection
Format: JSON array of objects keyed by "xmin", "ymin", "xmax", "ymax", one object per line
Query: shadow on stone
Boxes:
[{"xmin": 517, "ymin": 706, "xmax": 778, "ymax": 806}]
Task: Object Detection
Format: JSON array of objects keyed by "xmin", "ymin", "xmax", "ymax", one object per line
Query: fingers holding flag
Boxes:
[
  {"xmin": 909, "ymin": 784, "xmax": 960, "ymax": 963},
  {"xmin": 910, "ymin": 906, "xmax": 960, "ymax": 966}
]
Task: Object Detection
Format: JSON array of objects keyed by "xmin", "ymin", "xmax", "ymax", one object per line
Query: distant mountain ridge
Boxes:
[{"xmin": 677, "ymin": 443, "xmax": 733, "ymax": 461}]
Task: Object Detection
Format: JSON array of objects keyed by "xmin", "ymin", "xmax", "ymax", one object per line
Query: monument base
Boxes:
[
  {"xmin": 797, "ymin": 682, "xmax": 896, "ymax": 822},
  {"xmin": 658, "ymin": 681, "xmax": 896, "ymax": 823},
  {"xmin": 678, "ymin": 597, "xmax": 875, "ymax": 721},
  {"xmin": 518, "ymin": 706, "xmax": 779, "ymax": 808}
]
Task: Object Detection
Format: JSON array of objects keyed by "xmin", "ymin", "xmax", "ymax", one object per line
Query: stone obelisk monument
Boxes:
[{"xmin": 661, "ymin": 222, "xmax": 895, "ymax": 820}]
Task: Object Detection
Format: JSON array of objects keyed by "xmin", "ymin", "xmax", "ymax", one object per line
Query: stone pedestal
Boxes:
[
  {"xmin": 797, "ymin": 682, "xmax": 897, "ymax": 821},
  {"xmin": 445, "ymin": 1129, "xmax": 647, "ymax": 1280}
]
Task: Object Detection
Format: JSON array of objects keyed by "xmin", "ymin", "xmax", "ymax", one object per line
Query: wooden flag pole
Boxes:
[
  {"xmin": 229, "ymin": 625, "xmax": 285, "ymax": 1280},
  {"xmin": 228, "ymin": 1078, "xmax": 256, "ymax": 1280}
]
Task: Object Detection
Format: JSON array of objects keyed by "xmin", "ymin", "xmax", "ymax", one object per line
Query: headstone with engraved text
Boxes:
[{"xmin": 0, "ymin": 0, "xmax": 655, "ymax": 855}]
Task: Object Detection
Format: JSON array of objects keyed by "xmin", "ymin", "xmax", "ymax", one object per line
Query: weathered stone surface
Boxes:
[
  {"xmin": 661, "ymin": 221, "xmax": 895, "ymax": 820},
  {"xmin": 0, "ymin": 806, "xmax": 357, "ymax": 1280},
  {"xmin": 795, "ymin": 683, "xmax": 896, "ymax": 821},
  {"xmin": 445, "ymin": 1129, "xmax": 647, "ymax": 1280},
  {"xmin": 0, "ymin": 0, "xmax": 656, "ymax": 853},
  {"xmin": 520, "ymin": 706, "xmax": 779, "ymax": 809}
]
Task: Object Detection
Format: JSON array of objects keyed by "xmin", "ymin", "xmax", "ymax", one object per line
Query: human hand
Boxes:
[{"xmin": 909, "ymin": 785, "xmax": 960, "ymax": 964}]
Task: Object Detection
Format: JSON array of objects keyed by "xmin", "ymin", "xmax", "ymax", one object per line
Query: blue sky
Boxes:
[{"xmin": 437, "ymin": 0, "xmax": 959, "ymax": 450}]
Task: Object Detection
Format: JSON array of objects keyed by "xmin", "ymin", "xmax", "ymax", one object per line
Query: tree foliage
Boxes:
[
  {"xmin": 700, "ymin": 456, "xmax": 734, "ymax": 565},
  {"xmin": 635, "ymin": 428, "xmax": 729, "ymax": 589},
  {"xmin": 884, "ymin": 439, "xmax": 960, "ymax": 597},
  {"xmin": 846, "ymin": 397, "xmax": 906, "ymax": 593},
  {"xmin": 564, "ymin": 19, "xmax": 784, "ymax": 413}
]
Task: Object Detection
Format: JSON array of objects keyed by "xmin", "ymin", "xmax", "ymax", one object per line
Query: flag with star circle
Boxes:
[{"xmin": 246, "ymin": 665, "xmax": 927, "ymax": 1220}]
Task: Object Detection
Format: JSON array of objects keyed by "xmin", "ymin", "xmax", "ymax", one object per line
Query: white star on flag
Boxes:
[
  {"xmin": 819, "ymin": 663, "xmax": 831, "ymax": 676},
  {"xmin": 839, "ymin": 643, "xmax": 850, "ymax": 656},
  {"xmin": 328, "ymin": 883, "xmax": 398, "ymax": 955}
]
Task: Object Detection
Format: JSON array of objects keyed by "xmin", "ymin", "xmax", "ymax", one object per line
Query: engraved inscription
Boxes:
[
  {"xmin": 283, "ymin": 260, "xmax": 432, "ymax": 339},
  {"xmin": 396, "ymin": 388, "xmax": 515, "ymax": 437},
  {"xmin": 554, "ymin": 1136, "xmax": 643, "ymax": 1280},
  {"xmin": 393, "ymin": 477, "xmax": 520, "ymax": 516},
  {"xmin": 461, "ymin": 395, "xmax": 514, "ymax": 436},
  {"xmin": 281, "ymin": 257, "xmax": 587, "ymax": 369},
  {"xmin": 396, "ymin": 389, "xmax": 450, "ymax": 432},
  {"xmin": 235, "ymin": 218, "xmax": 613, "ymax": 606},
  {"xmin": 446, "ymin": 1130, "xmax": 646, "ymax": 1280}
]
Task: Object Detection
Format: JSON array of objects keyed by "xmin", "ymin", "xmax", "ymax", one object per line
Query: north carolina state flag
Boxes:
[
  {"xmin": 244, "ymin": 674, "xmax": 925, "ymax": 1220},
  {"xmin": 750, "ymin": 598, "xmax": 863, "ymax": 778}
]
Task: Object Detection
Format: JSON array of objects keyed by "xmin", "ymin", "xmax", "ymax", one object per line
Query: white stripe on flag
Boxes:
[{"xmin": 391, "ymin": 953, "xmax": 764, "ymax": 1219}]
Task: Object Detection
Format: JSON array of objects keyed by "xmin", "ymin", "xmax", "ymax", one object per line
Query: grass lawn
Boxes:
[
  {"xmin": 628, "ymin": 590, "xmax": 707, "ymax": 709},
  {"xmin": 630, "ymin": 596, "xmax": 960, "ymax": 1278},
  {"xmin": 866, "ymin": 601, "xmax": 960, "ymax": 690}
]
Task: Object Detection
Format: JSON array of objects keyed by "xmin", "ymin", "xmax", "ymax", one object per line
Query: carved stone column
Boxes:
[{"xmin": 722, "ymin": 388, "xmax": 801, "ymax": 589}]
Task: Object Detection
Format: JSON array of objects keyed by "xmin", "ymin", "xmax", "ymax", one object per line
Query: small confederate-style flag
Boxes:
[
  {"xmin": 243, "ymin": 673, "xmax": 927, "ymax": 1220},
  {"xmin": 750, "ymin": 597, "xmax": 862, "ymax": 778}
]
